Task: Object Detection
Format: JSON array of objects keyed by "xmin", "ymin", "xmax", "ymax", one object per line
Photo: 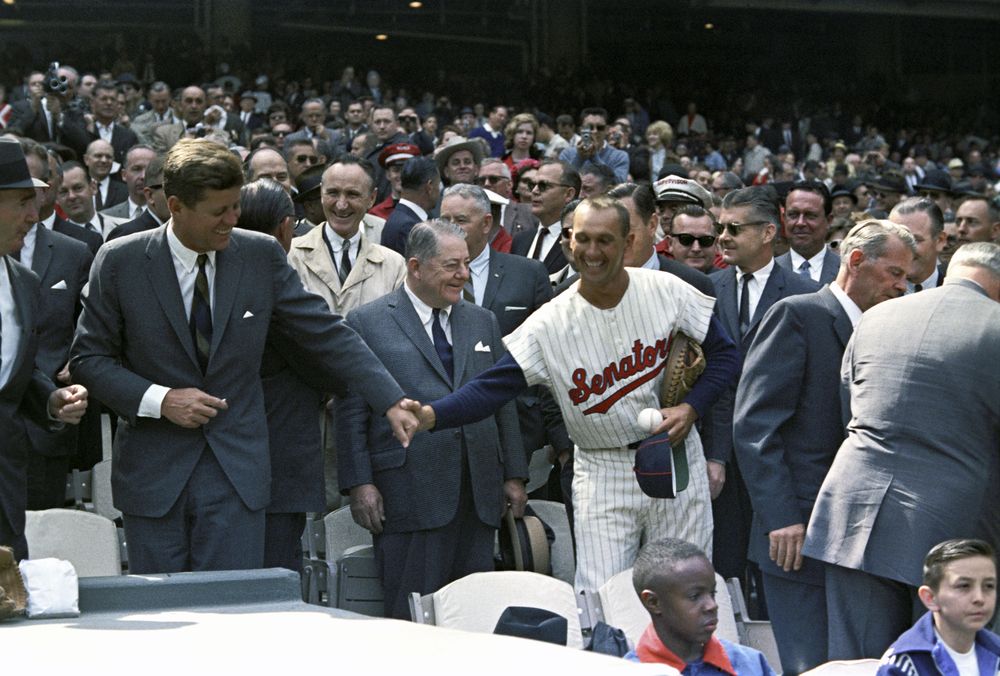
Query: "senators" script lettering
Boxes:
[{"xmin": 568, "ymin": 337, "xmax": 673, "ymax": 415}]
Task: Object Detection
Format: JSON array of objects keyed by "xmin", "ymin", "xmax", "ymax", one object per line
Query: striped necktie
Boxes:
[{"xmin": 189, "ymin": 254, "xmax": 212, "ymax": 373}]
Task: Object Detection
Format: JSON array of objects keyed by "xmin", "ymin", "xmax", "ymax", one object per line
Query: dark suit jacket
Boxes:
[
  {"xmin": 89, "ymin": 124, "xmax": 139, "ymax": 164},
  {"xmin": 0, "ymin": 259, "xmax": 56, "ymax": 547},
  {"xmin": 704, "ymin": 263, "xmax": 819, "ymax": 465},
  {"xmin": 804, "ymin": 280, "xmax": 1000, "ymax": 587},
  {"xmin": 100, "ymin": 179, "xmax": 129, "ymax": 211},
  {"xmin": 106, "ymin": 210, "xmax": 160, "ymax": 242},
  {"xmin": 337, "ymin": 287, "xmax": 528, "ymax": 533},
  {"xmin": 380, "ymin": 202, "xmax": 423, "ymax": 257},
  {"xmin": 23, "ymin": 227, "xmax": 93, "ymax": 458},
  {"xmin": 480, "ymin": 250, "xmax": 570, "ymax": 454},
  {"xmin": 69, "ymin": 226, "xmax": 405, "ymax": 519},
  {"xmin": 511, "ymin": 224, "xmax": 567, "ymax": 275},
  {"xmin": 775, "ymin": 248, "xmax": 840, "ymax": 286},
  {"xmin": 53, "ymin": 215, "xmax": 103, "ymax": 255},
  {"xmin": 733, "ymin": 286, "xmax": 852, "ymax": 584},
  {"xmin": 8, "ymin": 100, "xmax": 91, "ymax": 157}
]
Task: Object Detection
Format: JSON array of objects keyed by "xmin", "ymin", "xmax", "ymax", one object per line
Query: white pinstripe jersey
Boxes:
[{"xmin": 503, "ymin": 267, "xmax": 715, "ymax": 449}]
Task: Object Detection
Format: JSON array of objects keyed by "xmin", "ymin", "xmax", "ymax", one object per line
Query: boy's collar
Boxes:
[{"xmin": 635, "ymin": 623, "xmax": 736, "ymax": 675}]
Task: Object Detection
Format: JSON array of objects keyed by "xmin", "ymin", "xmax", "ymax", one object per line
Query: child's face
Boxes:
[
  {"xmin": 926, "ymin": 556, "xmax": 997, "ymax": 637},
  {"xmin": 647, "ymin": 556, "xmax": 719, "ymax": 653}
]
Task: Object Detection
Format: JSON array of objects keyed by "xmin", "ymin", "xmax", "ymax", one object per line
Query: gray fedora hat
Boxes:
[{"xmin": 0, "ymin": 138, "xmax": 48, "ymax": 190}]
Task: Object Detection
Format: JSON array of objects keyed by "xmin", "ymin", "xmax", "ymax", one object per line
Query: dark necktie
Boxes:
[
  {"xmin": 798, "ymin": 260, "xmax": 811, "ymax": 278},
  {"xmin": 531, "ymin": 228, "xmax": 548, "ymax": 260},
  {"xmin": 94, "ymin": 189, "xmax": 104, "ymax": 212},
  {"xmin": 189, "ymin": 254, "xmax": 212, "ymax": 373},
  {"xmin": 914, "ymin": 283, "xmax": 923, "ymax": 293},
  {"xmin": 431, "ymin": 308, "xmax": 453, "ymax": 381},
  {"xmin": 339, "ymin": 243, "xmax": 352, "ymax": 284},
  {"xmin": 738, "ymin": 272, "xmax": 752, "ymax": 336}
]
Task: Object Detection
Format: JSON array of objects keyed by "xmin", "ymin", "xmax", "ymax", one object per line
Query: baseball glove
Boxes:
[
  {"xmin": 0, "ymin": 546, "xmax": 27, "ymax": 621},
  {"xmin": 659, "ymin": 331, "xmax": 706, "ymax": 408}
]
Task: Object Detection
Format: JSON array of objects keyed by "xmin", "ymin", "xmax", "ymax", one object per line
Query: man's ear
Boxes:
[
  {"xmin": 639, "ymin": 589, "xmax": 661, "ymax": 615},
  {"xmin": 918, "ymin": 584, "xmax": 939, "ymax": 612}
]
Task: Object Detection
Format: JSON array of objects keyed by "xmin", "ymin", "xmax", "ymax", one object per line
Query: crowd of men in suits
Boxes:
[{"xmin": 1, "ymin": 64, "xmax": 999, "ymax": 670}]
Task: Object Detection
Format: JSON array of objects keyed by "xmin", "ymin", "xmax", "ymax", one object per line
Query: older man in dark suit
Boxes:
[
  {"xmin": 734, "ymin": 219, "xmax": 915, "ymax": 674},
  {"xmin": 0, "ymin": 138, "xmax": 88, "ymax": 558},
  {"xmin": 775, "ymin": 181, "xmax": 841, "ymax": 285},
  {"xmin": 804, "ymin": 241, "xmax": 1000, "ymax": 661},
  {"xmin": 70, "ymin": 138, "xmax": 419, "ymax": 575},
  {"xmin": 338, "ymin": 219, "xmax": 528, "ymax": 619}
]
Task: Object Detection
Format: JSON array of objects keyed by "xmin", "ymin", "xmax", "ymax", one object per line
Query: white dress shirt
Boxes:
[
  {"xmin": 788, "ymin": 247, "xmax": 827, "ymax": 283},
  {"xmin": 0, "ymin": 258, "xmax": 22, "ymax": 389},
  {"xmin": 138, "ymin": 224, "xmax": 217, "ymax": 418},
  {"xmin": 530, "ymin": 221, "xmax": 561, "ymax": 262},
  {"xmin": 96, "ymin": 121, "xmax": 115, "ymax": 143},
  {"xmin": 19, "ymin": 224, "xmax": 38, "ymax": 271},
  {"xmin": 828, "ymin": 281, "xmax": 863, "ymax": 328},
  {"xmin": 468, "ymin": 245, "xmax": 490, "ymax": 305},
  {"xmin": 403, "ymin": 281, "xmax": 452, "ymax": 343},
  {"xmin": 397, "ymin": 198, "xmax": 428, "ymax": 223},
  {"xmin": 40, "ymin": 212, "xmax": 56, "ymax": 230},
  {"xmin": 323, "ymin": 225, "xmax": 361, "ymax": 272},
  {"xmin": 736, "ymin": 257, "xmax": 776, "ymax": 323},
  {"xmin": 907, "ymin": 263, "xmax": 940, "ymax": 294}
]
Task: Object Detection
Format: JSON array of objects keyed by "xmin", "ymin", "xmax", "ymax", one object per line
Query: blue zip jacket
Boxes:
[{"xmin": 878, "ymin": 612, "xmax": 1000, "ymax": 676}]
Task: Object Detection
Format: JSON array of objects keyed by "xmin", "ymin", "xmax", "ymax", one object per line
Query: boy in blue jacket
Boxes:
[
  {"xmin": 879, "ymin": 539, "xmax": 1000, "ymax": 676},
  {"xmin": 625, "ymin": 538, "xmax": 776, "ymax": 675}
]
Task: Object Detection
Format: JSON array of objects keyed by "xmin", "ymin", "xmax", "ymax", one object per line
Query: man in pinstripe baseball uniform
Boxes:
[{"xmin": 410, "ymin": 195, "xmax": 740, "ymax": 591}]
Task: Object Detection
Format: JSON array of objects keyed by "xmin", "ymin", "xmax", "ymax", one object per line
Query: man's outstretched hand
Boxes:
[
  {"xmin": 386, "ymin": 399, "xmax": 421, "ymax": 447},
  {"xmin": 398, "ymin": 398, "xmax": 437, "ymax": 432}
]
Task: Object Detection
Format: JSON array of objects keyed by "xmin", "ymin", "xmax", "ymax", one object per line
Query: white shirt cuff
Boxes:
[{"xmin": 138, "ymin": 384, "xmax": 171, "ymax": 418}]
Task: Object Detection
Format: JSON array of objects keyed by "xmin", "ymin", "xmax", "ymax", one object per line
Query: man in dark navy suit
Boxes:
[{"xmin": 511, "ymin": 160, "xmax": 579, "ymax": 275}]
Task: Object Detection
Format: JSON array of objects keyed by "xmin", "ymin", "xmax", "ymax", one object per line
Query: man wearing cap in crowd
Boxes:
[
  {"xmin": 291, "ymin": 164, "xmax": 327, "ymax": 232},
  {"xmin": 435, "ymin": 135, "xmax": 486, "ymax": 187},
  {"xmin": 235, "ymin": 91, "xmax": 266, "ymax": 135},
  {"xmin": 381, "ymin": 156, "xmax": 442, "ymax": 256},
  {"xmin": 370, "ymin": 141, "xmax": 420, "ymax": 221},
  {"xmin": 829, "ymin": 185, "xmax": 858, "ymax": 220},
  {"xmin": 651, "ymin": 174, "xmax": 713, "ymax": 256},
  {"xmin": 865, "ymin": 170, "xmax": 907, "ymax": 219},
  {"xmin": 0, "ymin": 137, "xmax": 89, "ymax": 558},
  {"xmin": 947, "ymin": 158, "xmax": 965, "ymax": 183},
  {"xmin": 775, "ymin": 181, "xmax": 841, "ymax": 285}
]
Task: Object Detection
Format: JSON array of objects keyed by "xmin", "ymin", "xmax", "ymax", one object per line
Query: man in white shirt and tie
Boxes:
[
  {"xmin": 775, "ymin": 180, "xmax": 841, "ymax": 285},
  {"xmin": 890, "ymin": 197, "xmax": 947, "ymax": 293},
  {"xmin": 511, "ymin": 160, "xmax": 581, "ymax": 274},
  {"xmin": 83, "ymin": 139, "xmax": 127, "ymax": 211},
  {"xmin": 87, "ymin": 81, "xmax": 138, "ymax": 165},
  {"xmin": 101, "ymin": 144, "xmax": 155, "ymax": 222},
  {"xmin": 57, "ymin": 162, "xmax": 113, "ymax": 240}
]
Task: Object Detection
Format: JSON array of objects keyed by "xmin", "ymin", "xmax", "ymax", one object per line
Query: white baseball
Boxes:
[{"xmin": 637, "ymin": 408, "xmax": 663, "ymax": 435}]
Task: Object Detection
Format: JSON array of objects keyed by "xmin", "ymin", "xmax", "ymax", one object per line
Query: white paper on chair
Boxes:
[{"xmin": 18, "ymin": 558, "xmax": 80, "ymax": 618}]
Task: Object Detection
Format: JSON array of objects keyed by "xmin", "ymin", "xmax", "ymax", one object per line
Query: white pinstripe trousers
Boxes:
[{"xmin": 571, "ymin": 432, "xmax": 713, "ymax": 591}]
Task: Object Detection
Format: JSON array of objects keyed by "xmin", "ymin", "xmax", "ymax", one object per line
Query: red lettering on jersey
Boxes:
[{"xmin": 567, "ymin": 337, "xmax": 673, "ymax": 415}]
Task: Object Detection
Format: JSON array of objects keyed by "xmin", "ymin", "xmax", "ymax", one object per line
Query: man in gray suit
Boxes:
[
  {"xmin": 775, "ymin": 181, "xmax": 840, "ymax": 285},
  {"xmin": 804, "ymin": 241, "xmax": 1000, "ymax": 660},
  {"xmin": 706, "ymin": 185, "xmax": 819, "ymax": 591},
  {"xmin": 100, "ymin": 144, "xmax": 156, "ymax": 222},
  {"xmin": 70, "ymin": 138, "xmax": 419, "ymax": 575},
  {"xmin": 734, "ymin": 219, "xmax": 916, "ymax": 674},
  {"xmin": 337, "ymin": 219, "xmax": 528, "ymax": 619}
]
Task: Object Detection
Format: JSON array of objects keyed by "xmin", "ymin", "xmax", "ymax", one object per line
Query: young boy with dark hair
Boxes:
[
  {"xmin": 879, "ymin": 539, "xmax": 1000, "ymax": 676},
  {"xmin": 626, "ymin": 538, "xmax": 776, "ymax": 675}
]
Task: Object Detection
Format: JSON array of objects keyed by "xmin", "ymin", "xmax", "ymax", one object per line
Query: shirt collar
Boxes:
[
  {"xmin": 167, "ymin": 221, "xmax": 216, "ymax": 272},
  {"xmin": 398, "ymin": 198, "xmax": 428, "ymax": 222},
  {"xmin": 470, "ymin": 244, "xmax": 491, "ymax": 276},
  {"xmin": 741, "ymin": 256, "xmax": 775, "ymax": 283},
  {"xmin": 828, "ymin": 280, "xmax": 863, "ymax": 328},
  {"xmin": 789, "ymin": 247, "xmax": 826, "ymax": 270},
  {"xmin": 635, "ymin": 623, "xmax": 736, "ymax": 675},
  {"xmin": 41, "ymin": 212, "xmax": 56, "ymax": 229},
  {"xmin": 641, "ymin": 250, "xmax": 659, "ymax": 270},
  {"xmin": 323, "ymin": 223, "xmax": 361, "ymax": 251},
  {"xmin": 914, "ymin": 262, "xmax": 940, "ymax": 290},
  {"xmin": 403, "ymin": 280, "xmax": 451, "ymax": 327}
]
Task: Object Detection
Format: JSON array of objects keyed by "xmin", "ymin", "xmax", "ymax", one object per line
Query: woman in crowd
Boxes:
[{"xmin": 645, "ymin": 120, "xmax": 673, "ymax": 180}]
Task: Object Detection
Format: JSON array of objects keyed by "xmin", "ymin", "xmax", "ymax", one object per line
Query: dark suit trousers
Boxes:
[
  {"xmin": 123, "ymin": 446, "xmax": 265, "ymax": 574},
  {"xmin": 711, "ymin": 457, "xmax": 753, "ymax": 579},
  {"xmin": 26, "ymin": 452, "xmax": 69, "ymax": 510},
  {"xmin": 0, "ymin": 518, "xmax": 28, "ymax": 561},
  {"xmin": 374, "ymin": 449, "xmax": 495, "ymax": 620},
  {"xmin": 762, "ymin": 571, "xmax": 828, "ymax": 675},
  {"xmin": 263, "ymin": 512, "xmax": 306, "ymax": 572},
  {"xmin": 826, "ymin": 563, "xmax": 923, "ymax": 660}
]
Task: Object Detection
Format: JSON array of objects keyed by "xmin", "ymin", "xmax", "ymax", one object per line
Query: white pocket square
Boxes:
[
  {"xmin": 474, "ymin": 341, "xmax": 491, "ymax": 353},
  {"xmin": 504, "ymin": 305, "xmax": 527, "ymax": 312},
  {"xmin": 242, "ymin": 310, "xmax": 254, "ymax": 319},
  {"xmin": 51, "ymin": 280, "xmax": 67, "ymax": 290}
]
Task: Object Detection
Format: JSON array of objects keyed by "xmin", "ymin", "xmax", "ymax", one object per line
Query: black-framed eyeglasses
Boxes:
[
  {"xmin": 146, "ymin": 183, "xmax": 163, "ymax": 191},
  {"xmin": 582, "ymin": 124, "xmax": 607, "ymax": 132},
  {"xmin": 671, "ymin": 233, "xmax": 717, "ymax": 247},
  {"xmin": 294, "ymin": 154, "xmax": 322, "ymax": 165},
  {"xmin": 476, "ymin": 175, "xmax": 510, "ymax": 186},
  {"xmin": 398, "ymin": 115, "xmax": 418, "ymax": 123},
  {"xmin": 528, "ymin": 180, "xmax": 571, "ymax": 193},
  {"xmin": 715, "ymin": 220, "xmax": 769, "ymax": 237}
]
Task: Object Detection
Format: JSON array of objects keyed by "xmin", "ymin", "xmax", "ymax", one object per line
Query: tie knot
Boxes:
[
  {"xmin": 799, "ymin": 260, "xmax": 811, "ymax": 271},
  {"xmin": 432, "ymin": 307, "xmax": 441, "ymax": 320},
  {"xmin": 196, "ymin": 253, "xmax": 208, "ymax": 268}
]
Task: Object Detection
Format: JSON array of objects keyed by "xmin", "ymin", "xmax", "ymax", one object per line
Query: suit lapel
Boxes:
[
  {"xmin": 750, "ymin": 265, "xmax": 785, "ymax": 333},
  {"xmin": 715, "ymin": 269, "xmax": 740, "ymax": 343},
  {"xmin": 482, "ymin": 248, "xmax": 503, "ymax": 310},
  {"xmin": 819, "ymin": 286, "xmax": 853, "ymax": 348},
  {"xmin": 389, "ymin": 289, "xmax": 452, "ymax": 385},
  {"xmin": 145, "ymin": 228, "xmax": 200, "ymax": 371},
  {"xmin": 6, "ymin": 258, "xmax": 36, "ymax": 380},
  {"xmin": 209, "ymin": 236, "xmax": 243, "ymax": 362},
  {"xmin": 300, "ymin": 227, "xmax": 342, "ymax": 294},
  {"xmin": 450, "ymin": 302, "xmax": 471, "ymax": 387},
  {"xmin": 31, "ymin": 225, "xmax": 53, "ymax": 280}
]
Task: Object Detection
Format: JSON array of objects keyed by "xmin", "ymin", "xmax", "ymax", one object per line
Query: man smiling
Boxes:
[{"xmin": 71, "ymin": 138, "xmax": 419, "ymax": 574}]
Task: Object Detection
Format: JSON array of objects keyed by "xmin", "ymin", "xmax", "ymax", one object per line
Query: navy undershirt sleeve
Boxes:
[
  {"xmin": 682, "ymin": 313, "xmax": 742, "ymax": 418},
  {"xmin": 432, "ymin": 353, "xmax": 528, "ymax": 430}
]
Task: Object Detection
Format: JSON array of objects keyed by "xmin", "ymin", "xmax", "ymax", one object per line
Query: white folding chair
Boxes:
[{"xmin": 24, "ymin": 509, "xmax": 122, "ymax": 577}]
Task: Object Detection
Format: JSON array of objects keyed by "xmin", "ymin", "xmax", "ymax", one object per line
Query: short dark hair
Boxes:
[
  {"xmin": 579, "ymin": 194, "xmax": 630, "ymax": 237},
  {"xmin": 328, "ymin": 155, "xmax": 377, "ymax": 193},
  {"xmin": 891, "ymin": 197, "xmax": 945, "ymax": 237},
  {"xmin": 580, "ymin": 164, "xmax": 618, "ymax": 196},
  {"xmin": 607, "ymin": 182, "xmax": 655, "ymax": 223},
  {"xmin": 540, "ymin": 160, "xmax": 581, "ymax": 200},
  {"xmin": 923, "ymin": 539, "xmax": 996, "ymax": 591},
  {"xmin": 401, "ymin": 156, "xmax": 440, "ymax": 191},
  {"xmin": 633, "ymin": 538, "xmax": 709, "ymax": 596},
  {"xmin": 788, "ymin": 179, "xmax": 833, "ymax": 216},
  {"xmin": 237, "ymin": 178, "xmax": 294, "ymax": 236},
  {"xmin": 722, "ymin": 185, "xmax": 782, "ymax": 226},
  {"xmin": 580, "ymin": 107, "xmax": 609, "ymax": 125},
  {"xmin": 61, "ymin": 160, "xmax": 91, "ymax": 182},
  {"xmin": 164, "ymin": 138, "xmax": 244, "ymax": 207},
  {"xmin": 671, "ymin": 204, "xmax": 717, "ymax": 230}
]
